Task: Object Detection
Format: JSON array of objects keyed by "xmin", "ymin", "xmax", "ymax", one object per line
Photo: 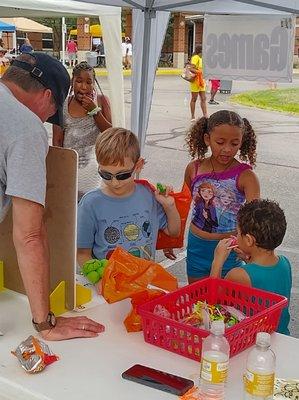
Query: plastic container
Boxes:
[
  {"xmin": 86, "ymin": 51, "xmax": 98, "ymax": 67},
  {"xmin": 219, "ymin": 80, "xmax": 233, "ymax": 94},
  {"xmin": 199, "ymin": 320, "xmax": 230, "ymax": 400},
  {"xmin": 244, "ymin": 332, "xmax": 276, "ymax": 400},
  {"xmin": 139, "ymin": 278, "xmax": 287, "ymax": 362}
]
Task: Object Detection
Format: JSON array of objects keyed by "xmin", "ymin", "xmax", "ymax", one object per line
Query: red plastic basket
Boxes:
[{"xmin": 139, "ymin": 277, "xmax": 287, "ymax": 362}]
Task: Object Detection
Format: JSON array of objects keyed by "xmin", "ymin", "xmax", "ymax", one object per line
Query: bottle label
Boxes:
[
  {"xmin": 200, "ymin": 358, "xmax": 229, "ymax": 384},
  {"xmin": 244, "ymin": 369, "xmax": 275, "ymax": 397}
]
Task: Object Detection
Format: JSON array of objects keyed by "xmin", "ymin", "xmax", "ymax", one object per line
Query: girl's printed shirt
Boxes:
[{"xmin": 191, "ymin": 163, "xmax": 251, "ymax": 233}]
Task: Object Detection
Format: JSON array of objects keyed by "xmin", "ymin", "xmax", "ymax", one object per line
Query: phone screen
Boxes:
[{"xmin": 122, "ymin": 364, "xmax": 194, "ymax": 396}]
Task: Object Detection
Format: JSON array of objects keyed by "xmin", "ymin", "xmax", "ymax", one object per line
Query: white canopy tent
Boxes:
[
  {"xmin": 74, "ymin": 0, "xmax": 299, "ymax": 151},
  {"xmin": 0, "ymin": 1, "xmax": 125, "ymax": 127}
]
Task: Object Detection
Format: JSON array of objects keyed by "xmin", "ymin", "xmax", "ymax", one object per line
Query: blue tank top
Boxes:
[
  {"xmin": 191, "ymin": 163, "xmax": 251, "ymax": 233},
  {"xmin": 241, "ymin": 255, "xmax": 292, "ymax": 335}
]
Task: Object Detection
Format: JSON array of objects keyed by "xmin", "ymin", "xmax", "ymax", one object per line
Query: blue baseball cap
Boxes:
[{"xmin": 12, "ymin": 52, "xmax": 70, "ymax": 127}]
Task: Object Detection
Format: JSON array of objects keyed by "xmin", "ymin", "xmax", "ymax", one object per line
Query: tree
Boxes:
[{"xmin": 32, "ymin": 17, "xmax": 77, "ymax": 56}]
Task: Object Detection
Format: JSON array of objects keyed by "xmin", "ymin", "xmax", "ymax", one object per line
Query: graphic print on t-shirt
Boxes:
[
  {"xmin": 192, "ymin": 178, "xmax": 245, "ymax": 233},
  {"xmin": 100, "ymin": 210, "xmax": 154, "ymax": 260}
]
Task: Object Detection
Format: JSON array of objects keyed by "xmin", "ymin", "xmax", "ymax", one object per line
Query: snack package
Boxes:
[
  {"xmin": 182, "ymin": 301, "xmax": 246, "ymax": 329},
  {"xmin": 274, "ymin": 378, "xmax": 299, "ymax": 399},
  {"xmin": 12, "ymin": 336, "xmax": 59, "ymax": 373}
]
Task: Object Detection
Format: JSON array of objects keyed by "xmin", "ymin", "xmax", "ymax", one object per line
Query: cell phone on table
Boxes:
[{"xmin": 122, "ymin": 364, "xmax": 194, "ymax": 396}]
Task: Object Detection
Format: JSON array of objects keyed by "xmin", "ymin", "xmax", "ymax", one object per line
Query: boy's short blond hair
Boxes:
[{"xmin": 95, "ymin": 127, "xmax": 140, "ymax": 165}]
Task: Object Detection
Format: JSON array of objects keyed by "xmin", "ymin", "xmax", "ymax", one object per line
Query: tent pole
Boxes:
[
  {"xmin": 12, "ymin": 31, "xmax": 17, "ymax": 55},
  {"xmin": 137, "ymin": 5, "xmax": 155, "ymax": 150},
  {"xmin": 62, "ymin": 17, "xmax": 66, "ymax": 66}
]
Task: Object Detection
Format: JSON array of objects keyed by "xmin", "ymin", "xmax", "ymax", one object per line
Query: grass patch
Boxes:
[{"xmin": 230, "ymin": 88, "xmax": 299, "ymax": 114}]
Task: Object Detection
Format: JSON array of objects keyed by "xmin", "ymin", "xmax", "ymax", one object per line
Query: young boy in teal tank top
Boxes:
[{"xmin": 210, "ymin": 199, "xmax": 292, "ymax": 335}]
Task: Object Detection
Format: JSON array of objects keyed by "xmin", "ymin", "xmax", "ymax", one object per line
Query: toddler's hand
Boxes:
[
  {"xmin": 234, "ymin": 247, "xmax": 251, "ymax": 262},
  {"xmin": 154, "ymin": 185, "xmax": 175, "ymax": 209},
  {"xmin": 214, "ymin": 238, "xmax": 233, "ymax": 265}
]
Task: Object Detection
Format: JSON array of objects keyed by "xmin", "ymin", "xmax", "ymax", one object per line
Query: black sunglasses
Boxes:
[{"xmin": 98, "ymin": 167, "xmax": 135, "ymax": 181}]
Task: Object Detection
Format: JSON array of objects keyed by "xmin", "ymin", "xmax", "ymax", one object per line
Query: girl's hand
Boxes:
[
  {"xmin": 81, "ymin": 94, "xmax": 97, "ymax": 112},
  {"xmin": 154, "ymin": 185, "xmax": 175, "ymax": 209}
]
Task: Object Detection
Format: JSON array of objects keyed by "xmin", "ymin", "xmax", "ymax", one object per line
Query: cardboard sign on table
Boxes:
[{"xmin": 0, "ymin": 146, "xmax": 78, "ymax": 310}]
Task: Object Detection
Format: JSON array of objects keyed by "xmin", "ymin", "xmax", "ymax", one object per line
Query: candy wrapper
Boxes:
[
  {"xmin": 274, "ymin": 378, "xmax": 299, "ymax": 400},
  {"xmin": 182, "ymin": 301, "xmax": 246, "ymax": 329},
  {"xmin": 12, "ymin": 336, "xmax": 59, "ymax": 373}
]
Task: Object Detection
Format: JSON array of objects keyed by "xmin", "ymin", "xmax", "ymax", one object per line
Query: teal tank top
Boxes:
[{"xmin": 241, "ymin": 255, "xmax": 292, "ymax": 335}]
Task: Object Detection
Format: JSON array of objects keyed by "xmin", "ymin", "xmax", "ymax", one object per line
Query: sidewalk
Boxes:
[
  {"xmin": 92, "ymin": 67, "xmax": 299, "ymax": 77},
  {"xmin": 93, "ymin": 67, "xmax": 183, "ymax": 77}
]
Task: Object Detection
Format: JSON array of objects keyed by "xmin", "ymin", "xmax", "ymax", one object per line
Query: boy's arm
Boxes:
[
  {"xmin": 155, "ymin": 186, "xmax": 180, "ymax": 237},
  {"xmin": 162, "ymin": 203, "xmax": 181, "ymax": 237},
  {"xmin": 77, "ymin": 248, "xmax": 93, "ymax": 268}
]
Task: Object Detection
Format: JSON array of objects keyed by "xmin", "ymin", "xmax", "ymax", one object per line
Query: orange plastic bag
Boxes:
[
  {"xmin": 124, "ymin": 289, "xmax": 164, "ymax": 332},
  {"xmin": 101, "ymin": 247, "xmax": 178, "ymax": 304},
  {"xmin": 135, "ymin": 180, "xmax": 192, "ymax": 250}
]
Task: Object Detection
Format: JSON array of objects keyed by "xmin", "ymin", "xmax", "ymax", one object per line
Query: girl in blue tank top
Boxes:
[
  {"xmin": 183, "ymin": 110, "xmax": 260, "ymax": 283},
  {"xmin": 211, "ymin": 199, "xmax": 292, "ymax": 335}
]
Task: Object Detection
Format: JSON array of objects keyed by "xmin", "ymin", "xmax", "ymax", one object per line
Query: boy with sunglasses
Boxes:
[{"xmin": 77, "ymin": 127, "xmax": 180, "ymax": 265}]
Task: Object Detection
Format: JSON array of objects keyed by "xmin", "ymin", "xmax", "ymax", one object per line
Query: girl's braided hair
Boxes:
[{"xmin": 186, "ymin": 110, "xmax": 257, "ymax": 165}]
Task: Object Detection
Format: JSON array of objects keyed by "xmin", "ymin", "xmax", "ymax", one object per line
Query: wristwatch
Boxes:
[{"xmin": 32, "ymin": 311, "xmax": 57, "ymax": 332}]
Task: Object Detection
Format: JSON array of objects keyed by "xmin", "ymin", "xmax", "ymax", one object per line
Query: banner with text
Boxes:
[{"xmin": 203, "ymin": 14, "xmax": 295, "ymax": 82}]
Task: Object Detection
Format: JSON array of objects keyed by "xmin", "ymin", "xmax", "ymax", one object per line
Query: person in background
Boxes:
[
  {"xmin": 211, "ymin": 199, "xmax": 292, "ymax": 335},
  {"xmin": 0, "ymin": 52, "xmax": 104, "ymax": 340},
  {"xmin": 121, "ymin": 37, "xmax": 128, "ymax": 69},
  {"xmin": 52, "ymin": 61, "xmax": 112, "ymax": 201},
  {"xmin": 0, "ymin": 46, "xmax": 9, "ymax": 67},
  {"xmin": 209, "ymin": 79, "xmax": 221, "ymax": 105},
  {"xmin": 66, "ymin": 38, "xmax": 78, "ymax": 68},
  {"xmin": 189, "ymin": 45, "xmax": 208, "ymax": 122},
  {"xmin": 125, "ymin": 37, "xmax": 132, "ymax": 70},
  {"xmin": 20, "ymin": 38, "xmax": 33, "ymax": 54},
  {"xmin": 77, "ymin": 127, "xmax": 180, "ymax": 264}
]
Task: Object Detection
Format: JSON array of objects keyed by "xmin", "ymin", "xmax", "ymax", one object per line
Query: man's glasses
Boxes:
[{"xmin": 98, "ymin": 167, "xmax": 135, "ymax": 181}]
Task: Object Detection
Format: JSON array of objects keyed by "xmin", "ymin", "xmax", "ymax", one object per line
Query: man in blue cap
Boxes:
[{"xmin": 0, "ymin": 53, "xmax": 104, "ymax": 340}]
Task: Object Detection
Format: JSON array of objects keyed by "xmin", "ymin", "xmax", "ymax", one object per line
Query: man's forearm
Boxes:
[{"xmin": 14, "ymin": 221, "xmax": 50, "ymax": 323}]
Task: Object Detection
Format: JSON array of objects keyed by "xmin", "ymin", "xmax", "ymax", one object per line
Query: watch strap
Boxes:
[{"xmin": 32, "ymin": 311, "xmax": 56, "ymax": 332}]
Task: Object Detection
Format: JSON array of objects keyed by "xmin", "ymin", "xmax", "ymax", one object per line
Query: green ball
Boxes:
[
  {"xmin": 82, "ymin": 259, "xmax": 102, "ymax": 276},
  {"xmin": 86, "ymin": 270, "xmax": 101, "ymax": 284}
]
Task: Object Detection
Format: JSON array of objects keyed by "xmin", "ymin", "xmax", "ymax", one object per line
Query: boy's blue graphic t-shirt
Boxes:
[
  {"xmin": 241, "ymin": 255, "xmax": 292, "ymax": 335},
  {"xmin": 77, "ymin": 184, "xmax": 167, "ymax": 260}
]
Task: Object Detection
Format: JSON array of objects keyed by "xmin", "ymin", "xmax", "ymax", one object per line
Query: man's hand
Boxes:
[
  {"xmin": 81, "ymin": 94, "xmax": 97, "ymax": 112},
  {"xmin": 40, "ymin": 316, "xmax": 105, "ymax": 341}
]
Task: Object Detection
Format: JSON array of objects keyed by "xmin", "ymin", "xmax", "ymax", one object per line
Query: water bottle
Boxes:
[
  {"xmin": 199, "ymin": 320, "xmax": 230, "ymax": 400},
  {"xmin": 244, "ymin": 332, "xmax": 276, "ymax": 400}
]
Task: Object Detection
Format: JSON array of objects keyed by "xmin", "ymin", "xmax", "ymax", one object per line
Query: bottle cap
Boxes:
[
  {"xmin": 256, "ymin": 332, "xmax": 271, "ymax": 346},
  {"xmin": 211, "ymin": 320, "xmax": 225, "ymax": 335}
]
